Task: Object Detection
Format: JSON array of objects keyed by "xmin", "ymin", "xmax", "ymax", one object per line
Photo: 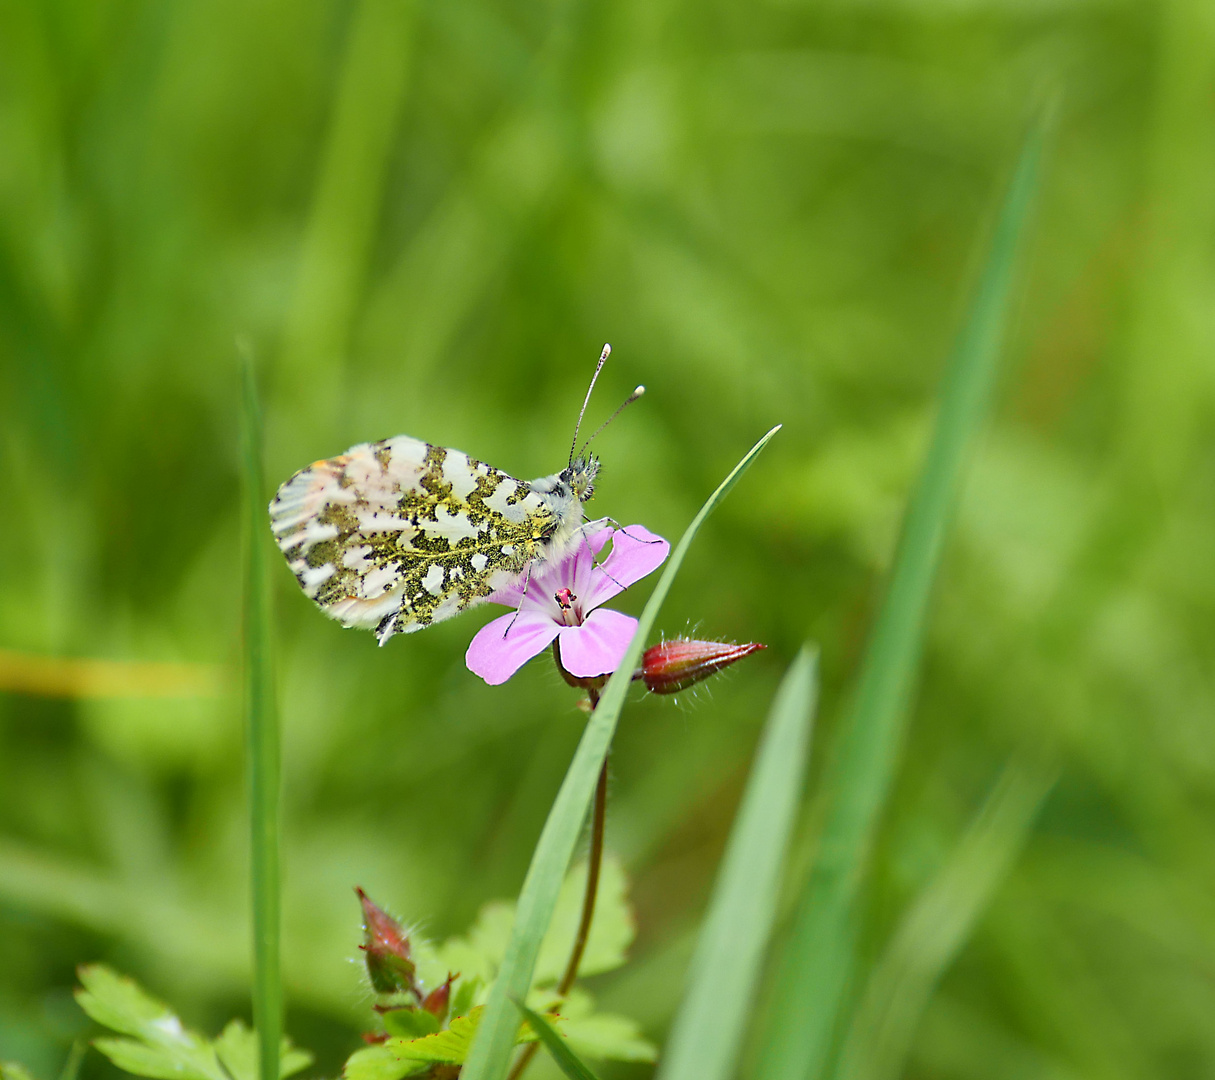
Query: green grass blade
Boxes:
[
  {"xmin": 58, "ymin": 1041, "xmax": 86, "ymax": 1080},
  {"xmin": 240, "ymin": 354, "xmax": 281, "ymax": 1080},
  {"xmin": 835, "ymin": 760, "xmax": 1053, "ymax": 1080},
  {"xmin": 757, "ymin": 114, "xmax": 1049, "ymax": 1080},
  {"xmin": 657, "ymin": 648, "xmax": 819, "ymax": 1080},
  {"xmin": 512, "ymin": 1001, "xmax": 600, "ymax": 1080},
  {"xmin": 461, "ymin": 424, "xmax": 782, "ymax": 1080},
  {"xmin": 280, "ymin": 0, "xmax": 415, "ymax": 389}
]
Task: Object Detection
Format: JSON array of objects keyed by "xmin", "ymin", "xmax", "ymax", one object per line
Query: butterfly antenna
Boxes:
[
  {"xmin": 577, "ymin": 384, "xmax": 646, "ymax": 461},
  {"xmin": 570, "ymin": 343, "xmax": 611, "ymax": 468}
]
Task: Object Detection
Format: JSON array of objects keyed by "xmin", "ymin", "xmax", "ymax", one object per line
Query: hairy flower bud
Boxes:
[
  {"xmin": 638, "ymin": 639, "xmax": 765, "ymax": 694},
  {"xmin": 356, "ymin": 887, "xmax": 418, "ymax": 996}
]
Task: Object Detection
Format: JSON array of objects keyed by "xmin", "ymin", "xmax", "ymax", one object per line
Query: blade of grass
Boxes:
[
  {"xmin": 461, "ymin": 424, "xmax": 782, "ymax": 1080},
  {"xmin": 835, "ymin": 759, "xmax": 1053, "ymax": 1080},
  {"xmin": 756, "ymin": 113, "xmax": 1049, "ymax": 1080},
  {"xmin": 280, "ymin": 0, "xmax": 415, "ymax": 398},
  {"xmin": 58, "ymin": 1041, "xmax": 86, "ymax": 1080},
  {"xmin": 657, "ymin": 647, "xmax": 819, "ymax": 1080},
  {"xmin": 512, "ymin": 1001, "xmax": 600, "ymax": 1080},
  {"xmin": 241, "ymin": 353, "xmax": 281, "ymax": 1080}
]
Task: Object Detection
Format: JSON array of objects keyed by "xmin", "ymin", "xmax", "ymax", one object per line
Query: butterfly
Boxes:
[{"xmin": 268, "ymin": 345, "xmax": 643, "ymax": 644}]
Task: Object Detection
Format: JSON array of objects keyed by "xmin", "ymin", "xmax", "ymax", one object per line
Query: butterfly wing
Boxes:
[{"xmin": 269, "ymin": 436, "xmax": 560, "ymax": 642}]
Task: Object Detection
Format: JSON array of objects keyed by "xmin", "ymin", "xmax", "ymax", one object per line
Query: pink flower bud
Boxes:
[
  {"xmin": 638, "ymin": 639, "xmax": 766, "ymax": 694},
  {"xmin": 356, "ymin": 887, "xmax": 418, "ymax": 996}
]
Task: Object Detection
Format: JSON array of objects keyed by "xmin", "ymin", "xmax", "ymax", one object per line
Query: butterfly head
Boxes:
[{"xmin": 562, "ymin": 453, "xmax": 600, "ymax": 503}]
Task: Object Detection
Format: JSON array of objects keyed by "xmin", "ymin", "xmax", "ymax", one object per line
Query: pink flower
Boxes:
[{"xmin": 465, "ymin": 524, "xmax": 670, "ymax": 686}]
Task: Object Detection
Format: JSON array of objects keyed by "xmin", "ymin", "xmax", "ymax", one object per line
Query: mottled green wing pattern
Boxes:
[{"xmin": 269, "ymin": 436, "xmax": 560, "ymax": 642}]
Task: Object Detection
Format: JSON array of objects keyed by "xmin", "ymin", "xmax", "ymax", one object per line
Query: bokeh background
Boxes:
[{"xmin": 2, "ymin": 0, "xmax": 1214, "ymax": 1077}]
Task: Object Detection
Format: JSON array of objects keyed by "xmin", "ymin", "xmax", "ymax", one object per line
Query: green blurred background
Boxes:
[{"xmin": 2, "ymin": 0, "xmax": 1214, "ymax": 1077}]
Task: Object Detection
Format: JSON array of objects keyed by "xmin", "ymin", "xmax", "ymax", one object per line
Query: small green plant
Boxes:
[
  {"xmin": 345, "ymin": 864, "xmax": 655, "ymax": 1079},
  {"xmin": 73, "ymin": 966, "xmax": 312, "ymax": 1080},
  {"xmin": 70, "ymin": 861, "xmax": 656, "ymax": 1080}
]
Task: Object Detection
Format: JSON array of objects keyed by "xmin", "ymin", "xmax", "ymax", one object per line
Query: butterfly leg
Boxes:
[
  {"xmin": 502, "ymin": 559, "xmax": 537, "ymax": 637},
  {"xmin": 582, "ymin": 518, "xmax": 666, "ymax": 594},
  {"xmin": 597, "ymin": 516, "xmax": 668, "ymax": 547}
]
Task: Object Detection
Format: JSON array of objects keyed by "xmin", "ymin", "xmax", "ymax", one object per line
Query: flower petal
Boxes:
[
  {"xmin": 557, "ymin": 607, "xmax": 639, "ymax": 679},
  {"xmin": 582, "ymin": 525, "xmax": 670, "ymax": 610},
  {"xmin": 580, "ymin": 519, "xmax": 616, "ymax": 556},
  {"xmin": 465, "ymin": 610, "xmax": 561, "ymax": 685}
]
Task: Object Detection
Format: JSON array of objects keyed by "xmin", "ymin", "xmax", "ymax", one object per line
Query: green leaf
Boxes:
[
  {"xmin": 461, "ymin": 424, "xmax": 781, "ymax": 1080},
  {"xmin": 561, "ymin": 1015, "xmax": 657, "ymax": 1065},
  {"xmin": 449, "ymin": 978, "xmax": 479, "ymax": 1021},
  {"xmin": 2, "ymin": 1063, "xmax": 38, "ymax": 1080},
  {"xmin": 440, "ymin": 857, "xmax": 634, "ymax": 988},
  {"xmin": 76, "ymin": 967, "xmax": 309, "ymax": 1080},
  {"xmin": 75, "ymin": 966, "xmax": 226, "ymax": 1080},
  {"xmin": 241, "ymin": 350, "xmax": 282, "ymax": 1080},
  {"xmin": 656, "ymin": 649, "xmax": 818, "ymax": 1080},
  {"xmin": 512, "ymin": 1001, "xmax": 599, "ymax": 1080},
  {"xmin": 380, "ymin": 1008, "xmax": 442, "ymax": 1040},
  {"xmin": 213, "ymin": 1021, "xmax": 313, "ymax": 1080},
  {"xmin": 92, "ymin": 1040, "xmax": 214, "ymax": 1080},
  {"xmin": 344, "ymin": 1007, "xmax": 536, "ymax": 1080},
  {"xmin": 341, "ymin": 1044, "xmax": 430, "ymax": 1080},
  {"xmin": 834, "ymin": 760, "xmax": 1053, "ymax": 1080},
  {"xmin": 756, "ymin": 114, "xmax": 1049, "ymax": 1080},
  {"xmin": 435, "ymin": 902, "xmax": 515, "ymax": 987},
  {"xmin": 536, "ymin": 856, "xmax": 633, "ymax": 982}
]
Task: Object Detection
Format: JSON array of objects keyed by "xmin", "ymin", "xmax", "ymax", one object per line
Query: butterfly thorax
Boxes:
[{"xmin": 528, "ymin": 452, "xmax": 600, "ymax": 557}]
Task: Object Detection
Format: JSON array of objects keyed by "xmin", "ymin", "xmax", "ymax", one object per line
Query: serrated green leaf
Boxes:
[
  {"xmin": 449, "ymin": 978, "xmax": 479, "ymax": 1020},
  {"xmin": 76, "ymin": 965, "xmax": 188, "ymax": 1040},
  {"xmin": 561, "ymin": 1015, "xmax": 657, "ymax": 1064},
  {"xmin": 427, "ymin": 905, "xmax": 511, "ymax": 991},
  {"xmin": 76, "ymin": 967, "xmax": 309, "ymax": 1080},
  {"xmin": 2, "ymin": 1062, "xmax": 38, "ymax": 1080},
  {"xmin": 512, "ymin": 1002, "xmax": 599, "ymax": 1080},
  {"xmin": 381, "ymin": 1008, "xmax": 441, "ymax": 1040},
  {"xmin": 93, "ymin": 1041, "xmax": 205, "ymax": 1080},
  {"xmin": 435, "ymin": 858, "xmax": 634, "ymax": 992},
  {"xmin": 213, "ymin": 1021, "xmax": 313, "ymax": 1080},
  {"xmin": 76, "ymin": 966, "xmax": 226, "ymax": 1080},
  {"xmin": 536, "ymin": 857, "xmax": 633, "ymax": 982},
  {"xmin": 341, "ymin": 1044, "xmax": 430, "ymax": 1080},
  {"xmin": 344, "ymin": 1007, "xmax": 534, "ymax": 1080}
]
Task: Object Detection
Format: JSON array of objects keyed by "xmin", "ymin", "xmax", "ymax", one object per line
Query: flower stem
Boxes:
[
  {"xmin": 508, "ymin": 687, "xmax": 609, "ymax": 1080},
  {"xmin": 560, "ymin": 711, "xmax": 606, "ymax": 995}
]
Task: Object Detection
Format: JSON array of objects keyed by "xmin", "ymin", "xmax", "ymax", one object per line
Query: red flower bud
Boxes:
[
  {"xmin": 637, "ymin": 639, "xmax": 766, "ymax": 694},
  {"xmin": 422, "ymin": 972, "xmax": 457, "ymax": 1019},
  {"xmin": 356, "ymin": 887, "xmax": 418, "ymax": 996}
]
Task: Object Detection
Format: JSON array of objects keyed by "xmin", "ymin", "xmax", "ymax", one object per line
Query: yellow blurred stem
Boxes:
[{"xmin": 0, "ymin": 649, "xmax": 222, "ymax": 698}]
